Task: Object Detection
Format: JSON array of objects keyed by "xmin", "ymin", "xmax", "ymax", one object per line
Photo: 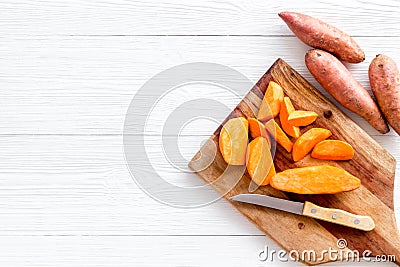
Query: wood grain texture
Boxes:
[
  {"xmin": 189, "ymin": 59, "xmax": 400, "ymax": 265},
  {"xmin": 302, "ymin": 201, "xmax": 375, "ymax": 231},
  {"xmin": 0, "ymin": 35, "xmax": 399, "ymax": 136},
  {"xmin": 1, "ymin": 236, "xmax": 396, "ymax": 267},
  {"xmin": 1, "ymin": 0, "xmax": 400, "ymax": 266},
  {"xmin": 0, "ymin": 0, "xmax": 399, "ymax": 36},
  {"xmin": 0, "ymin": 134, "xmax": 398, "ymax": 238}
]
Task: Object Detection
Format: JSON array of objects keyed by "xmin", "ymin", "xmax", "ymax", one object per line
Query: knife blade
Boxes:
[{"xmin": 230, "ymin": 194, "xmax": 375, "ymax": 231}]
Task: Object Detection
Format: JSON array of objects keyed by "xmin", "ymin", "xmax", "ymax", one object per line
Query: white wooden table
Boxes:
[{"xmin": 0, "ymin": 0, "xmax": 399, "ymax": 266}]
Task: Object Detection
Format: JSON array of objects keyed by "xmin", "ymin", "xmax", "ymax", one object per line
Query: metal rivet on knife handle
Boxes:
[{"xmin": 302, "ymin": 201, "xmax": 375, "ymax": 231}]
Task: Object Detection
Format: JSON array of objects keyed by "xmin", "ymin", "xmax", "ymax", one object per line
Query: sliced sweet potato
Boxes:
[
  {"xmin": 280, "ymin": 97, "xmax": 300, "ymax": 138},
  {"xmin": 288, "ymin": 110, "xmax": 318, "ymax": 126},
  {"xmin": 257, "ymin": 81, "xmax": 284, "ymax": 121},
  {"xmin": 219, "ymin": 117, "xmax": 248, "ymax": 165},
  {"xmin": 292, "ymin": 128, "xmax": 332, "ymax": 162},
  {"xmin": 246, "ymin": 137, "xmax": 275, "ymax": 186},
  {"xmin": 311, "ymin": 140, "xmax": 354, "ymax": 160},
  {"xmin": 270, "ymin": 166, "xmax": 361, "ymax": 194},
  {"xmin": 248, "ymin": 118, "xmax": 271, "ymax": 146},
  {"xmin": 264, "ymin": 119, "xmax": 293, "ymax": 153}
]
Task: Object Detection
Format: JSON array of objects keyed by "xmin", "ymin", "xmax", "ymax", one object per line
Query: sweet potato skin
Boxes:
[
  {"xmin": 305, "ymin": 49, "xmax": 389, "ymax": 134},
  {"xmin": 270, "ymin": 166, "xmax": 361, "ymax": 194},
  {"xmin": 279, "ymin": 11, "xmax": 365, "ymax": 63},
  {"xmin": 369, "ymin": 54, "xmax": 400, "ymax": 135}
]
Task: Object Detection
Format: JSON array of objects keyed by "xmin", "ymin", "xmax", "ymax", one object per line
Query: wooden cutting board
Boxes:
[{"xmin": 189, "ymin": 59, "xmax": 400, "ymax": 265}]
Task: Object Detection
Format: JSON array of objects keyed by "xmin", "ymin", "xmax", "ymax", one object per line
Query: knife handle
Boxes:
[{"xmin": 302, "ymin": 201, "xmax": 375, "ymax": 231}]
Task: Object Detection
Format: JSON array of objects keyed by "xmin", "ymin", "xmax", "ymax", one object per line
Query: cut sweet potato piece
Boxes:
[
  {"xmin": 246, "ymin": 137, "xmax": 275, "ymax": 186},
  {"xmin": 311, "ymin": 140, "xmax": 354, "ymax": 160},
  {"xmin": 270, "ymin": 166, "xmax": 361, "ymax": 194},
  {"xmin": 288, "ymin": 110, "xmax": 318, "ymax": 126},
  {"xmin": 264, "ymin": 119, "xmax": 293, "ymax": 153},
  {"xmin": 292, "ymin": 128, "xmax": 332, "ymax": 162},
  {"xmin": 257, "ymin": 81, "xmax": 284, "ymax": 121},
  {"xmin": 248, "ymin": 118, "xmax": 271, "ymax": 146},
  {"xmin": 219, "ymin": 117, "xmax": 248, "ymax": 165},
  {"xmin": 280, "ymin": 97, "xmax": 300, "ymax": 138}
]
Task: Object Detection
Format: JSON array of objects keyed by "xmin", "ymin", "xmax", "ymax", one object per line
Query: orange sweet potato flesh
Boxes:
[
  {"xmin": 279, "ymin": 11, "xmax": 365, "ymax": 63},
  {"xmin": 280, "ymin": 97, "xmax": 300, "ymax": 138},
  {"xmin": 219, "ymin": 117, "xmax": 248, "ymax": 165},
  {"xmin": 246, "ymin": 137, "xmax": 275, "ymax": 186},
  {"xmin": 288, "ymin": 110, "xmax": 318, "ymax": 127},
  {"xmin": 264, "ymin": 119, "xmax": 293, "ymax": 153},
  {"xmin": 292, "ymin": 128, "xmax": 332, "ymax": 162},
  {"xmin": 270, "ymin": 166, "xmax": 361, "ymax": 194},
  {"xmin": 257, "ymin": 81, "xmax": 284, "ymax": 121},
  {"xmin": 311, "ymin": 140, "xmax": 354, "ymax": 160},
  {"xmin": 248, "ymin": 118, "xmax": 271, "ymax": 146},
  {"xmin": 305, "ymin": 49, "xmax": 389, "ymax": 134}
]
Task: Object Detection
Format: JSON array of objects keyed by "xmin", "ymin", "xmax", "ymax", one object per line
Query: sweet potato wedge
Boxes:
[
  {"xmin": 292, "ymin": 128, "xmax": 332, "ymax": 162},
  {"xmin": 264, "ymin": 119, "xmax": 293, "ymax": 153},
  {"xmin": 246, "ymin": 137, "xmax": 275, "ymax": 186},
  {"xmin": 280, "ymin": 97, "xmax": 300, "ymax": 138},
  {"xmin": 305, "ymin": 49, "xmax": 389, "ymax": 134},
  {"xmin": 248, "ymin": 118, "xmax": 271, "ymax": 146},
  {"xmin": 288, "ymin": 110, "xmax": 318, "ymax": 126},
  {"xmin": 257, "ymin": 81, "xmax": 284, "ymax": 121},
  {"xmin": 311, "ymin": 140, "xmax": 354, "ymax": 160},
  {"xmin": 369, "ymin": 54, "xmax": 400, "ymax": 135},
  {"xmin": 279, "ymin": 11, "xmax": 365, "ymax": 63},
  {"xmin": 270, "ymin": 166, "xmax": 361, "ymax": 194},
  {"xmin": 219, "ymin": 117, "xmax": 248, "ymax": 165}
]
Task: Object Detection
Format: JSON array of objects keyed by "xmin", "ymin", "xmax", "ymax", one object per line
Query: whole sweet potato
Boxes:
[
  {"xmin": 279, "ymin": 11, "xmax": 365, "ymax": 63},
  {"xmin": 305, "ymin": 49, "xmax": 389, "ymax": 134},
  {"xmin": 369, "ymin": 54, "xmax": 400, "ymax": 135}
]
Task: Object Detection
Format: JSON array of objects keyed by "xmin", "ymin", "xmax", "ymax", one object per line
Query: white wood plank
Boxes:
[
  {"xmin": 0, "ymin": 236, "xmax": 396, "ymax": 267},
  {"xmin": 1, "ymin": 1, "xmax": 399, "ymax": 265},
  {"xmin": 0, "ymin": 36, "xmax": 399, "ymax": 136},
  {"xmin": 0, "ymin": 135, "xmax": 398, "ymax": 235},
  {"xmin": 0, "ymin": 0, "xmax": 399, "ymax": 36}
]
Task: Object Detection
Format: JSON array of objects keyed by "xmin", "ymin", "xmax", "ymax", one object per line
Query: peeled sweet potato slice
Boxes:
[
  {"xmin": 246, "ymin": 137, "xmax": 275, "ymax": 186},
  {"xmin": 292, "ymin": 128, "xmax": 332, "ymax": 162},
  {"xmin": 311, "ymin": 140, "xmax": 354, "ymax": 160},
  {"xmin": 257, "ymin": 81, "xmax": 284, "ymax": 121},
  {"xmin": 270, "ymin": 166, "xmax": 361, "ymax": 194},
  {"xmin": 280, "ymin": 97, "xmax": 300, "ymax": 138},
  {"xmin": 248, "ymin": 118, "xmax": 271, "ymax": 146},
  {"xmin": 219, "ymin": 117, "xmax": 248, "ymax": 165},
  {"xmin": 264, "ymin": 119, "xmax": 293, "ymax": 153},
  {"xmin": 288, "ymin": 110, "xmax": 318, "ymax": 126}
]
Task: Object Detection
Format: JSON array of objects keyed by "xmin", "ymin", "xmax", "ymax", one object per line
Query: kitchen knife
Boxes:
[{"xmin": 230, "ymin": 194, "xmax": 375, "ymax": 231}]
